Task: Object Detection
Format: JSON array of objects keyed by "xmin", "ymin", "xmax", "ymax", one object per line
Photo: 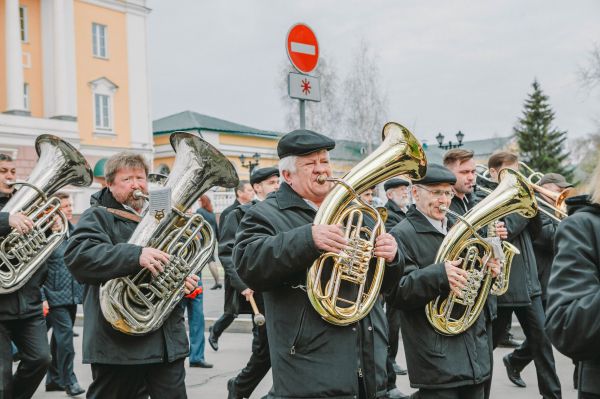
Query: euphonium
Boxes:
[
  {"xmin": 307, "ymin": 122, "xmax": 427, "ymax": 326},
  {"xmin": 426, "ymin": 169, "xmax": 537, "ymax": 335},
  {"xmin": 0, "ymin": 135, "xmax": 93, "ymax": 294},
  {"xmin": 100, "ymin": 132, "xmax": 238, "ymax": 335}
]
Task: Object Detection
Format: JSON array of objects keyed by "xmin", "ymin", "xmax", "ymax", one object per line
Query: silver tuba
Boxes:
[
  {"xmin": 0, "ymin": 135, "xmax": 93, "ymax": 294},
  {"xmin": 100, "ymin": 132, "xmax": 239, "ymax": 335}
]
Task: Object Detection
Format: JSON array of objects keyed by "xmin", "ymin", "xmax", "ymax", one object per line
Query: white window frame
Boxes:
[
  {"xmin": 23, "ymin": 83, "xmax": 30, "ymax": 111},
  {"xmin": 89, "ymin": 78, "xmax": 118, "ymax": 137},
  {"xmin": 19, "ymin": 6, "xmax": 28, "ymax": 43},
  {"xmin": 92, "ymin": 23, "xmax": 108, "ymax": 59}
]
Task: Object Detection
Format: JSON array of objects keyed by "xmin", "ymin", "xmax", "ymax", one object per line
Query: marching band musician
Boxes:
[
  {"xmin": 546, "ymin": 162, "xmax": 600, "ymax": 399},
  {"xmin": 383, "ymin": 178, "xmax": 411, "ymax": 229},
  {"xmin": 481, "ymin": 152, "xmax": 561, "ymax": 398},
  {"xmin": 220, "ymin": 166, "xmax": 280, "ymax": 399},
  {"xmin": 0, "ymin": 153, "xmax": 52, "ymax": 399},
  {"xmin": 388, "ymin": 164, "xmax": 501, "ymax": 399},
  {"xmin": 233, "ymin": 129, "xmax": 406, "ymax": 399},
  {"xmin": 65, "ymin": 152, "xmax": 198, "ymax": 399}
]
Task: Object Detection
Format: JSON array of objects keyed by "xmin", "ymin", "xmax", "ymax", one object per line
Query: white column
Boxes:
[
  {"xmin": 51, "ymin": 0, "xmax": 76, "ymax": 120},
  {"xmin": 5, "ymin": 0, "xmax": 27, "ymax": 114}
]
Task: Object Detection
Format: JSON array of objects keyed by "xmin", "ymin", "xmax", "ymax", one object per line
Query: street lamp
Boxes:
[
  {"xmin": 436, "ymin": 130, "xmax": 465, "ymax": 150},
  {"xmin": 239, "ymin": 152, "xmax": 261, "ymax": 175}
]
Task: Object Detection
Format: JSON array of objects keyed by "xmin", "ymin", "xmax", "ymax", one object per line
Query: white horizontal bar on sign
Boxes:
[{"xmin": 291, "ymin": 42, "xmax": 316, "ymax": 55}]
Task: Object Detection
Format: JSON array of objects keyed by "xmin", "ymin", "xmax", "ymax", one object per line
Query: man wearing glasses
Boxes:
[{"xmin": 388, "ymin": 164, "xmax": 500, "ymax": 399}]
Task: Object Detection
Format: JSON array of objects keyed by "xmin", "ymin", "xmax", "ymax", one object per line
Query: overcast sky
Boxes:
[{"xmin": 147, "ymin": 0, "xmax": 600, "ymax": 145}]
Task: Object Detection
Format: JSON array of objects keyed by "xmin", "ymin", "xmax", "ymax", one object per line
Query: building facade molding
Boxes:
[{"xmin": 78, "ymin": 0, "xmax": 150, "ymax": 17}]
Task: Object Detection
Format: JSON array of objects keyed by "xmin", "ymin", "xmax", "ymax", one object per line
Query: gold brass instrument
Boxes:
[
  {"xmin": 426, "ymin": 168, "xmax": 538, "ymax": 335},
  {"xmin": 0, "ymin": 135, "xmax": 93, "ymax": 294},
  {"xmin": 306, "ymin": 122, "xmax": 427, "ymax": 326},
  {"xmin": 100, "ymin": 132, "xmax": 239, "ymax": 335},
  {"xmin": 519, "ymin": 161, "xmax": 544, "ymax": 185}
]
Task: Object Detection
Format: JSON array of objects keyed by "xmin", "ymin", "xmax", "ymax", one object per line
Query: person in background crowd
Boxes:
[
  {"xmin": 42, "ymin": 192, "xmax": 85, "ymax": 396},
  {"xmin": 209, "ymin": 181, "xmax": 254, "ymax": 351},
  {"xmin": 196, "ymin": 195, "xmax": 221, "ymax": 290},
  {"xmin": 359, "ymin": 186, "xmax": 376, "ymax": 206},
  {"xmin": 0, "ymin": 153, "xmax": 53, "ymax": 399}
]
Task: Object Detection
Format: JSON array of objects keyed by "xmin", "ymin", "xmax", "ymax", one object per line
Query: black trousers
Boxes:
[
  {"xmin": 88, "ymin": 358, "xmax": 186, "ymax": 399},
  {"xmin": 412, "ymin": 382, "xmax": 485, "ymax": 399},
  {"xmin": 385, "ymin": 298, "xmax": 402, "ymax": 389},
  {"xmin": 232, "ymin": 315, "xmax": 271, "ymax": 397},
  {"xmin": 46, "ymin": 304, "xmax": 77, "ymax": 387},
  {"xmin": 492, "ymin": 297, "xmax": 561, "ymax": 399},
  {"xmin": 0, "ymin": 315, "xmax": 51, "ymax": 399},
  {"xmin": 212, "ymin": 312, "xmax": 236, "ymax": 338}
]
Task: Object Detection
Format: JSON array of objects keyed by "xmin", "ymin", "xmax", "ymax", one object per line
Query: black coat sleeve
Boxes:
[
  {"xmin": 217, "ymin": 209, "xmax": 248, "ymax": 292},
  {"xmin": 0, "ymin": 212, "xmax": 11, "ymax": 236},
  {"xmin": 545, "ymin": 214, "xmax": 600, "ymax": 360},
  {"xmin": 503, "ymin": 212, "xmax": 540, "ymax": 240},
  {"xmin": 64, "ymin": 208, "xmax": 143, "ymax": 285},
  {"xmin": 234, "ymin": 208, "xmax": 321, "ymax": 292}
]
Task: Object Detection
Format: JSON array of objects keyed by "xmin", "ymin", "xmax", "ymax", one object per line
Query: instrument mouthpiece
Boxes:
[{"xmin": 316, "ymin": 175, "xmax": 328, "ymax": 185}]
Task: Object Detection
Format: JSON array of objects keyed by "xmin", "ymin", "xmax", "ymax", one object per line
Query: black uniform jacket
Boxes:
[
  {"xmin": 218, "ymin": 200, "xmax": 258, "ymax": 315},
  {"xmin": 388, "ymin": 206, "xmax": 492, "ymax": 389},
  {"xmin": 233, "ymin": 182, "xmax": 404, "ymax": 399},
  {"xmin": 0, "ymin": 194, "xmax": 48, "ymax": 321},
  {"xmin": 219, "ymin": 199, "xmax": 241, "ymax": 314},
  {"xmin": 545, "ymin": 196, "xmax": 600, "ymax": 396},
  {"xmin": 384, "ymin": 199, "xmax": 406, "ymax": 231},
  {"xmin": 64, "ymin": 188, "xmax": 189, "ymax": 365},
  {"xmin": 474, "ymin": 183, "xmax": 542, "ymax": 307},
  {"xmin": 531, "ymin": 199, "xmax": 558, "ymax": 302}
]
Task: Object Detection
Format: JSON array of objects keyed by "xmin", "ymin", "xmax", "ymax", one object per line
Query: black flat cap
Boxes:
[
  {"xmin": 384, "ymin": 178, "xmax": 410, "ymax": 191},
  {"xmin": 277, "ymin": 129, "xmax": 335, "ymax": 159},
  {"xmin": 418, "ymin": 164, "xmax": 457, "ymax": 185},
  {"xmin": 250, "ymin": 167, "xmax": 280, "ymax": 186}
]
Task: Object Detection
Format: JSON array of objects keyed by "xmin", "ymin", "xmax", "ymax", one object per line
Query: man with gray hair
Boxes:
[
  {"xmin": 234, "ymin": 129, "xmax": 406, "ymax": 399},
  {"xmin": 65, "ymin": 152, "xmax": 199, "ymax": 399}
]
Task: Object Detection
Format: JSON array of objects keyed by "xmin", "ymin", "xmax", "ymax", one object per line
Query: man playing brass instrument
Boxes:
[
  {"xmin": 65, "ymin": 152, "xmax": 198, "ymax": 399},
  {"xmin": 388, "ymin": 164, "xmax": 501, "ymax": 399},
  {"xmin": 0, "ymin": 153, "xmax": 52, "ymax": 399},
  {"xmin": 234, "ymin": 129, "xmax": 406, "ymax": 399}
]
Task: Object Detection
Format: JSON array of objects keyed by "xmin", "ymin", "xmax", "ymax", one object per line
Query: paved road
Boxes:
[{"xmin": 26, "ymin": 275, "xmax": 577, "ymax": 398}]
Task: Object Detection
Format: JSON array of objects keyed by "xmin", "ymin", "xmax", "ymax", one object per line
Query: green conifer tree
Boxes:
[{"xmin": 514, "ymin": 80, "xmax": 573, "ymax": 181}]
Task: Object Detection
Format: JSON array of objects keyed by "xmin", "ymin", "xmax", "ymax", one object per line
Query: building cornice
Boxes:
[
  {"xmin": 0, "ymin": 114, "xmax": 80, "ymax": 146},
  {"xmin": 78, "ymin": 0, "xmax": 150, "ymax": 17}
]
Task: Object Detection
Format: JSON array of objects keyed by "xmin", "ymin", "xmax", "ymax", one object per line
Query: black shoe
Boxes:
[
  {"xmin": 498, "ymin": 333, "xmax": 522, "ymax": 348},
  {"xmin": 387, "ymin": 387, "xmax": 410, "ymax": 399},
  {"xmin": 46, "ymin": 382, "xmax": 65, "ymax": 392},
  {"xmin": 227, "ymin": 377, "xmax": 242, "ymax": 399},
  {"xmin": 503, "ymin": 354, "xmax": 526, "ymax": 388},
  {"xmin": 210, "ymin": 283, "xmax": 223, "ymax": 290},
  {"xmin": 66, "ymin": 383, "xmax": 85, "ymax": 396},
  {"xmin": 190, "ymin": 360, "xmax": 213, "ymax": 368},
  {"xmin": 208, "ymin": 326, "xmax": 219, "ymax": 351},
  {"xmin": 392, "ymin": 362, "xmax": 408, "ymax": 375}
]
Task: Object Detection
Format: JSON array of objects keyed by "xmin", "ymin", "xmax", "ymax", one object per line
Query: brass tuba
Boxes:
[
  {"xmin": 426, "ymin": 168, "xmax": 538, "ymax": 335},
  {"xmin": 100, "ymin": 132, "xmax": 238, "ymax": 335},
  {"xmin": 0, "ymin": 135, "xmax": 93, "ymax": 294},
  {"xmin": 306, "ymin": 122, "xmax": 427, "ymax": 326}
]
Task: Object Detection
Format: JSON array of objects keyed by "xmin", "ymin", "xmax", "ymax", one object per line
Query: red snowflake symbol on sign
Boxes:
[{"xmin": 301, "ymin": 78, "xmax": 311, "ymax": 95}]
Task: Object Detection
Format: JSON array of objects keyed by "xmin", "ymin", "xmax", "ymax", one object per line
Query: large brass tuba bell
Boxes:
[
  {"xmin": 100, "ymin": 132, "xmax": 239, "ymax": 335},
  {"xmin": 306, "ymin": 122, "xmax": 427, "ymax": 326},
  {"xmin": 426, "ymin": 169, "xmax": 537, "ymax": 335},
  {"xmin": 0, "ymin": 135, "xmax": 93, "ymax": 294}
]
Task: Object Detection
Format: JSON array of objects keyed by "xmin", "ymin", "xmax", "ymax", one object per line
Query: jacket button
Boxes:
[
  {"xmin": 368, "ymin": 326, "xmax": 372, "ymax": 331},
  {"xmin": 352, "ymin": 327, "xmax": 356, "ymax": 332}
]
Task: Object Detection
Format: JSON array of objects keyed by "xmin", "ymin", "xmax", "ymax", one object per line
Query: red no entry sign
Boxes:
[{"xmin": 286, "ymin": 23, "xmax": 319, "ymax": 74}]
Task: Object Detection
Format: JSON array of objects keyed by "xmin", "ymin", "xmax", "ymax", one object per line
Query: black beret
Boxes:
[
  {"xmin": 277, "ymin": 129, "xmax": 335, "ymax": 159},
  {"xmin": 383, "ymin": 178, "xmax": 410, "ymax": 191},
  {"xmin": 250, "ymin": 167, "xmax": 280, "ymax": 186},
  {"xmin": 418, "ymin": 164, "xmax": 457, "ymax": 185}
]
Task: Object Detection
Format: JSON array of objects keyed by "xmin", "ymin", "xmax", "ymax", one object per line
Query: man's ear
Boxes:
[{"xmin": 282, "ymin": 170, "xmax": 292, "ymax": 185}]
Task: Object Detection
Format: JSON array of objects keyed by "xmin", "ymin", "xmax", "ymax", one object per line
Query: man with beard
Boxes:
[
  {"xmin": 443, "ymin": 149, "xmax": 476, "ymax": 215},
  {"xmin": 388, "ymin": 164, "xmax": 501, "ymax": 399},
  {"xmin": 65, "ymin": 152, "xmax": 199, "ymax": 399},
  {"xmin": 221, "ymin": 167, "xmax": 280, "ymax": 399},
  {"xmin": 233, "ymin": 129, "xmax": 406, "ymax": 399},
  {"xmin": 0, "ymin": 153, "xmax": 52, "ymax": 399},
  {"xmin": 208, "ymin": 180, "xmax": 255, "ymax": 350}
]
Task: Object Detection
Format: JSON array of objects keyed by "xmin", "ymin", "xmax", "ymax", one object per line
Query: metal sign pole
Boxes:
[{"xmin": 299, "ymin": 99, "xmax": 306, "ymax": 129}]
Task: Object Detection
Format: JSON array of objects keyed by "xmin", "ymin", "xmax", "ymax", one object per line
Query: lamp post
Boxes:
[
  {"xmin": 436, "ymin": 130, "xmax": 465, "ymax": 150},
  {"xmin": 239, "ymin": 152, "xmax": 261, "ymax": 175}
]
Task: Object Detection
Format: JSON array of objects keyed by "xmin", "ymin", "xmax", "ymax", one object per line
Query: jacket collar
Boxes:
[
  {"xmin": 274, "ymin": 182, "xmax": 318, "ymax": 213},
  {"xmin": 566, "ymin": 194, "xmax": 600, "ymax": 216},
  {"xmin": 405, "ymin": 205, "xmax": 448, "ymax": 235},
  {"xmin": 385, "ymin": 199, "xmax": 406, "ymax": 215},
  {"xmin": 93, "ymin": 187, "xmax": 128, "ymax": 212}
]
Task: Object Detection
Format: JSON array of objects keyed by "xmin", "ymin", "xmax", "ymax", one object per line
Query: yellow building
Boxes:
[{"xmin": 0, "ymin": 0, "xmax": 152, "ymax": 212}]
